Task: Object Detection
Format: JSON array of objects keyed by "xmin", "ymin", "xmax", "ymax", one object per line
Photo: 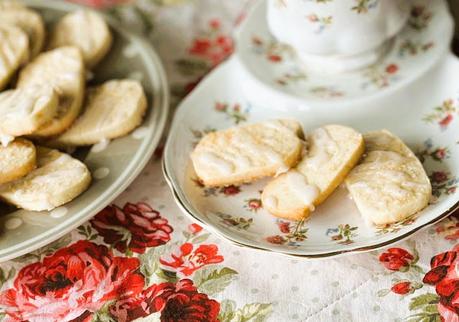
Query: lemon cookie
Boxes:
[
  {"xmin": 17, "ymin": 47, "xmax": 85, "ymax": 137},
  {"xmin": 0, "ymin": 147, "xmax": 91, "ymax": 211},
  {"xmin": 0, "ymin": 85, "xmax": 59, "ymax": 137},
  {"xmin": 345, "ymin": 130, "xmax": 431, "ymax": 226},
  {"xmin": 262, "ymin": 125, "xmax": 364, "ymax": 221},
  {"xmin": 48, "ymin": 10, "xmax": 112, "ymax": 68},
  {"xmin": 0, "ymin": 139, "xmax": 36, "ymax": 185},
  {"xmin": 191, "ymin": 120, "xmax": 304, "ymax": 187},
  {"xmin": 0, "ymin": 4, "xmax": 45, "ymax": 58},
  {"xmin": 51, "ymin": 79, "xmax": 147, "ymax": 146},
  {"xmin": 0, "ymin": 24, "xmax": 29, "ymax": 90}
]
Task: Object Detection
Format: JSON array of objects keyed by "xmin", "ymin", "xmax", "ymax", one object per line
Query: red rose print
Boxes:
[
  {"xmin": 431, "ymin": 171, "xmax": 448, "ymax": 184},
  {"xmin": 439, "ymin": 114, "xmax": 454, "ymax": 129},
  {"xmin": 160, "ymin": 243, "xmax": 224, "ymax": 276},
  {"xmin": 110, "ymin": 279, "xmax": 220, "ymax": 322},
  {"xmin": 423, "ymin": 245, "xmax": 459, "ymax": 320},
  {"xmin": 379, "ymin": 248, "xmax": 414, "ymax": 271},
  {"xmin": 307, "ymin": 14, "xmax": 319, "ymax": 22},
  {"xmin": 268, "ymin": 54, "xmax": 282, "ymax": 62},
  {"xmin": 278, "ymin": 221, "xmax": 291, "ymax": 234},
  {"xmin": 0, "ymin": 241, "xmax": 144, "ymax": 322},
  {"xmin": 246, "ymin": 199, "xmax": 262, "ymax": 211},
  {"xmin": 159, "ymin": 279, "xmax": 220, "ymax": 322},
  {"xmin": 214, "ymin": 102, "xmax": 227, "ymax": 111},
  {"xmin": 434, "ymin": 148, "xmax": 447, "ymax": 160},
  {"xmin": 110, "ymin": 282, "xmax": 173, "ymax": 321},
  {"xmin": 391, "ymin": 281, "xmax": 412, "ymax": 295},
  {"xmin": 448, "ymin": 187, "xmax": 457, "ymax": 195},
  {"xmin": 220, "ymin": 185, "xmax": 241, "ymax": 196},
  {"xmin": 91, "ymin": 202, "xmax": 173, "ymax": 254},
  {"xmin": 385, "ymin": 64, "xmax": 398, "ymax": 74},
  {"xmin": 188, "ymin": 20, "xmax": 234, "ymax": 67},
  {"xmin": 266, "ymin": 235, "xmax": 286, "ymax": 245},
  {"xmin": 209, "ymin": 18, "xmax": 221, "ymax": 30},
  {"xmin": 188, "ymin": 223, "xmax": 203, "ymax": 234}
]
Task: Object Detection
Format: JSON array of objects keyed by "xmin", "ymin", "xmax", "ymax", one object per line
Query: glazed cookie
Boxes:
[
  {"xmin": 191, "ymin": 120, "xmax": 304, "ymax": 187},
  {"xmin": 262, "ymin": 125, "xmax": 364, "ymax": 221},
  {"xmin": 0, "ymin": 4, "xmax": 45, "ymax": 58},
  {"xmin": 17, "ymin": 47, "xmax": 85, "ymax": 137},
  {"xmin": 48, "ymin": 10, "xmax": 112, "ymax": 68},
  {"xmin": 0, "ymin": 139, "xmax": 36, "ymax": 185},
  {"xmin": 51, "ymin": 80, "xmax": 147, "ymax": 146},
  {"xmin": 0, "ymin": 24, "xmax": 29, "ymax": 90},
  {"xmin": 345, "ymin": 130, "xmax": 431, "ymax": 226},
  {"xmin": 0, "ymin": 147, "xmax": 92, "ymax": 211},
  {"xmin": 0, "ymin": 85, "xmax": 59, "ymax": 137}
]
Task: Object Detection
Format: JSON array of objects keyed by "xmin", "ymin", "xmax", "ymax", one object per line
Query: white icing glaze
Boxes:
[
  {"xmin": 0, "ymin": 133, "xmax": 14, "ymax": 147},
  {"xmin": 50, "ymin": 207, "xmax": 68, "ymax": 218},
  {"xmin": 0, "ymin": 85, "xmax": 54, "ymax": 120},
  {"xmin": 132, "ymin": 126, "xmax": 149, "ymax": 140},
  {"xmin": 94, "ymin": 167, "xmax": 110, "ymax": 179},
  {"xmin": 91, "ymin": 138, "xmax": 110, "ymax": 153},
  {"xmin": 198, "ymin": 151, "xmax": 234, "ymax": 175},
  {"xmin": 263, "ymin": 195, "xmax": 278, "ymax": 209},
  {"xmin": 232, "ymin": 129, "xmax": 285, "ymax": 168},
  {"xmin": 286, "ymin": 171, "xmax": 319, "ymax": 209},
  {"xmin": 304, "ymin": 127, "xmax": 337, "ymax": 169}
]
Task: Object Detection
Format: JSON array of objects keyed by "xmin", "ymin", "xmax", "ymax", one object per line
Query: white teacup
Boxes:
[{"xmin": 267, "ymin": 0, "xmax": 410, "ymax": 73}]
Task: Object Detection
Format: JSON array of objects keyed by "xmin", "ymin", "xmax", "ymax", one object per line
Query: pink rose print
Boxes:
[
  {"xmin": 423, "ymin": 245, "xmax": 459, "ymax": 321},
  {"xmin": 0, "ymin": 241, "xmax": 144, "ymax": 322},
  {"xmin": 160, "ymin": 243, "xmax": 224, "ymax": 276},
  {"xmin": 90, "ymin": 202, "xmax": 173, "ymax": 254},
  {"xmin": 188, "ymin": 223, "xmax": 203, "ymax": 234}
]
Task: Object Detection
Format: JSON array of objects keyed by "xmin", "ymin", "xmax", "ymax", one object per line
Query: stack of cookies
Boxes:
[
  {"xmin": 0, "ymin": 2, "xmax": 148, "ymax": 211},
  {"xmin": 191, "ymin": 120, "xmax": 432, "ymax": 226}
]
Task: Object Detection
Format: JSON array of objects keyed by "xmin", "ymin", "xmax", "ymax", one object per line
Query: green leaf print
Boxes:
[
  {"xmin": 195, "ymin": 266, "xmax": 238, "ymax": 296},
  {"xmin": 139, "ymin": 246, "xmax": 164, "ymax": 286},
  {"xmin": 232, "ymin": 303, "xmax": 273, "ymax": 322},
  {"xmin": 190, "ymin": 233, "xmax": 211, "ymax": 244},
  {"xmin": 218, "ymin": 299, "xmax": 237, "ymax": 322},
  {"xmin": 409, "ymin": 293, "xmax": 439, "ymax": 310}
]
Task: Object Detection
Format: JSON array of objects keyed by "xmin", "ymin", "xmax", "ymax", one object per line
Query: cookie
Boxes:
[
  {"xmin": 262, "ymin": 125, "xmax": 364, "ymax": 221},
  {"xmin": 48, "ymin": 10, "xmax": 112, "ymax": 68},
  {"xmin": 17, "ymin": 47, "xmax": 85, "ymax": 137},
  {"xmin": 0, "ymin": 147, "xmax": 91, "ymax": 211},
  {"xmin": 0, "ymin": 139, "xmax": 36, "ymax": 185},
  {"xmin": 345, "ymin": 130, "xmax": 431, "ymax": 226},
  {"xmin": 0, "ymin": 4, "xmax": 45, "ymax": 58},
  {"xmin": 191, "ymin": 119, "xmax": 304, "ymax": 187},
  {"xmin": 0, "ymin": 85, "xmax": 59, "ymax": 137},
  {"xmin": 51, "ymin": 79, "xmax": 147, "ymax": 146},
  {"xmin": 0, "ymin": 24, "xmax": 29, "ymax": 90}
]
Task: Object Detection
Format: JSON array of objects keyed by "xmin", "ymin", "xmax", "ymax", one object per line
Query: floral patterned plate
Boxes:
[
  {"xmin": 0, "ymin": 0, "xmax": 169, "ymax": 262},
  {"xmin": 164, "ymin": 55, "xmax": 459, "ymax": 258},
  {"xmin": 234, "ymin": 0, "xmax": 454, "ymax": 107}
]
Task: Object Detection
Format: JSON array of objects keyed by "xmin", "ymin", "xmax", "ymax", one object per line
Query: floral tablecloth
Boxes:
[{"xmin": 0, "ymin": 0, "xmax": 458, "ymax": 321}]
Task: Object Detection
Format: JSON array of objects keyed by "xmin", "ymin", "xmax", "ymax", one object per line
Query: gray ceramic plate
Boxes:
[{"xmin": 0, "ymin": 0, "xmax": 169, "ymax": 262}]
